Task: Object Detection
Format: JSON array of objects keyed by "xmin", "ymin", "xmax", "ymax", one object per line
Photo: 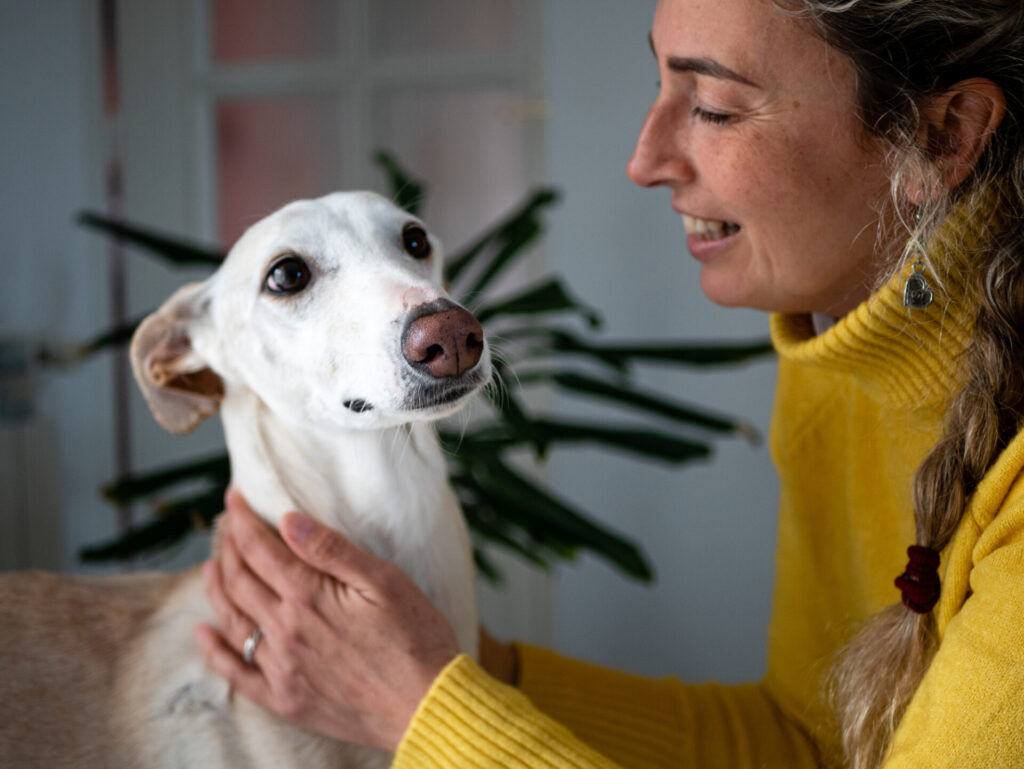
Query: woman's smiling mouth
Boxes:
[
  {"xmin": 682, "ymin": 214, "xmax": 741, "ymax": 240},
  {"xmin": 682, "ymin": 214, "xmax": 742, "ymax": 261}
]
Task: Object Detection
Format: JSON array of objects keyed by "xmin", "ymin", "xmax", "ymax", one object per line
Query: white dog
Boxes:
[{"xmin": 0, "ymin": 191, "xmax": 489, "ymax": 768}]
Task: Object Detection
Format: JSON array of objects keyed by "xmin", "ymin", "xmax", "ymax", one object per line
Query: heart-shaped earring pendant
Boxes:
[{"xmin": 904, "ymin": 259, "xmax": 934, "ymax": 310}]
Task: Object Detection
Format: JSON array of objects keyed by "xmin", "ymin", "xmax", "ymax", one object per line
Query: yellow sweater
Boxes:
[{"xmin": 394, "ymin": 193, "xmax": 1024, "ymax": 768}]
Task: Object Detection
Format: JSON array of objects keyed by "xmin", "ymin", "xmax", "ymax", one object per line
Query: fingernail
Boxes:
[{"xmin": 285, "ymin": 513, "xmax": 314, "ymax": 541}]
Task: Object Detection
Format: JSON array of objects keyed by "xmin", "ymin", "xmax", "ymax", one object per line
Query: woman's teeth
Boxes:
[{"xmin": 682, "ymin": 214, "xmax": 741, "ymax": 240}]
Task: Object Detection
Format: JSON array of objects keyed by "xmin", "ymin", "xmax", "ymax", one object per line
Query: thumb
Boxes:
[{"xmin": 280, "ymin": 512, "xmax": 385, "ymax": 592}]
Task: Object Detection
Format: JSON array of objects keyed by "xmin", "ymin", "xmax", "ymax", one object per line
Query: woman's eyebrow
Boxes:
[
  {"xmin": 667, "ymin": 56, "xmax": 761, "ymax": 88},
  {"xmin": 648, "ymin": 32, "xmax": 762, "ymax": 89}
]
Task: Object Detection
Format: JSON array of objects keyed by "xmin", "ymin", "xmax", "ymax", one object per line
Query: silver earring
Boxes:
[
  {"xmin": 904, "ymin": 259, "xmax": 934, "ymax": 309},
  {"xmin": 903, "ymin": 207, "xmax": 934, "ymax": 310}
]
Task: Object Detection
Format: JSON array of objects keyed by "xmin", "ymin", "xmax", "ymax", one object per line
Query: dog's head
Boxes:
[{"xmin": 130, "ymin": 191, "xmax": 491, "ymax": 434}]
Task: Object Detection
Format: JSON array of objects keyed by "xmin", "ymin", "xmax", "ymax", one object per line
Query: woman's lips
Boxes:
[{"xmin": 682, "ymin": 214, "xmax": 741, "ymax": 261}]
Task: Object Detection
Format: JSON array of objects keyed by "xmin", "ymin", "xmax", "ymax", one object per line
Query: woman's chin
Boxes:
[
  {"xmin": 698, "ymin": 269, "xmax": 823, "ymax": 315},
  {"xmin": 698, "ymin": 269, "xmax": 764, "ymax": 311}
]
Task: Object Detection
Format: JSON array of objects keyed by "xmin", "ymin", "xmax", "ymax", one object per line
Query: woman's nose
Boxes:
[{"xmin": 626, "ymin": 101, "xmax": 695, "ymax": 188}]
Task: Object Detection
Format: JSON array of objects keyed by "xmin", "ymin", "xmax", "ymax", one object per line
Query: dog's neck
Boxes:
[
  {"xmin": 219, "ymin": 386, "xmax": 453, "ymax": 560},
  {"xmin": 216, "ymin": 384, "xmax": 478, "ymax": 654}
]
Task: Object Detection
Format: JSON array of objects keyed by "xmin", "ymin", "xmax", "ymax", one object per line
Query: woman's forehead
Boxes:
[{"xmin": 651, "ymin": 0, "xmax": 839, "ymax": 97}]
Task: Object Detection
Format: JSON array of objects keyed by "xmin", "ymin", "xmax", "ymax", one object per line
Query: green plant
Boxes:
[{"xmin": 64, "ymin": 152, "xmax": 773, "ymax": 583}]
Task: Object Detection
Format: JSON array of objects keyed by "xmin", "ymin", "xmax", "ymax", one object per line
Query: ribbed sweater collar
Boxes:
[{"xmin": 770, "ymin": 188, "xmax": 1010, "ymax": 409}]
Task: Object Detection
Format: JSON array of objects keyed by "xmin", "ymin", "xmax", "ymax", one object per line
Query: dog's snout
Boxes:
[{"xmin": 403, "ymin": 304, "xmax": 484, "ymax": 378}]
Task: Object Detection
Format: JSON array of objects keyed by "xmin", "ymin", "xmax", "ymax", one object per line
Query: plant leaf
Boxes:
[
  {"xmin": 373, "ymin": 150, "xmax": 427, "ymax": 216},
  {"xmin": 464, "ymin": 217, "xmax": 541, "ymax": 300},
  {"xmin": 154, "ymin": 488, "xmax": 226, "ymax": 525},
  {"xmin": 446, "ymin": 419, "xmax": 712, "ymax": 465},
  {"xmin": 518, "ymin": 370, "xmax": 761, "ymax": 443},
  {"xmin": 101, "ymin": 453, "xmax": 230, "ymax": 504},
  {"xmin": 476, "ymin": 278, "xmax": 602, "ymax": 328},
  {"xmin": 78, "ymin": 212, "xmax": 225, "ymax": 266},
  {"xmin": 79, "ymin": 509, "xmax": 193, "ymax": 562},
  {"xmin": 79, "ymin": 315, "xmax": 149, "ymax": 356},
  {"xmin": 80, "ymin": 487, "xmax": 225, "ymax": 562},
  {"xmin": 502, "ymin": 328, "xmax": 775, "ymax": 371},
  {"xmin": 461, "ymin": 500, "xmax": 552, "ymax": 569},
  {"xmin": 446, "ymin": 188, "xmax": 559, "ymax": 288},
  {"xmin": 37, "ymin": 314, "xmax": 149, "ymax": 365},
  {"xmin": 473, "ymin": 547, "xmax": 503, "ymax": 584},
  {"xmin": 465, "ymin": 457, "xmax": 654, "ymax": 581},
  {"xmin": 484, "ymin": 360, "xmax": 532, "ymax": 427},
  {"xmin": 453, "ymin": 469, "xmax": 578, "ymax": 559}
]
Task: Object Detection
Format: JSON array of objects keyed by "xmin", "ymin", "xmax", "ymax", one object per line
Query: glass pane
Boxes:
[
  {"xmin": 371, "ymin": 0, "xmax": 519, "ymax": 54},
  {"xmin": 217, "ymin": 97, "xmax": 342, "ymax": 246},
  {"xmin": 212, "ymin": 0, "xmax": 342, "ymax": 63},
  {"xmin": 375, "ymin": 87, "xmax": 525, "ymax": 259}
]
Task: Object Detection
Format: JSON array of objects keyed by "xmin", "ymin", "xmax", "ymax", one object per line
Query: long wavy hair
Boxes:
[{"xmin": 775, "ymin": 2, "xmax": 1024, "ymax": 767}]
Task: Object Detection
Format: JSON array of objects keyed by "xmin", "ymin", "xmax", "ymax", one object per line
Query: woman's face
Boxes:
[{"xmin": 628, "ymin": 0, "xmax": 894, "ymax": 317}]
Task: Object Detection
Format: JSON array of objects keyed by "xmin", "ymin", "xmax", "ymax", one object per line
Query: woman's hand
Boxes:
[{"xmin": 196, "ymin": 489, "xmax": 460, "ymax": 752}]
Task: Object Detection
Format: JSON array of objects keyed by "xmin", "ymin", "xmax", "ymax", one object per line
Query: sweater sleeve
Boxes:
[
  {"xmin": 393, "ymin": 653, "xmax": 623, "ymax": 769},
  {"xmin": 394, "ymin": 644, "xmax": 820, "ymax": 769}
]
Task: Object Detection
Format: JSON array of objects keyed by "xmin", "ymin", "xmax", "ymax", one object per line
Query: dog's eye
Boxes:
[
  {"xmin": 402, "ymin": 223, "xmax": 431, "ymax": 260},
  {"xmin": 266, "ymin": 255, "xmax": 311, "ymax": 294}
]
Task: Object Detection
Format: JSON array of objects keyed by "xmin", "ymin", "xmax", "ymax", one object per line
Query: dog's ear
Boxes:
[{"xmin": 130, "ymin": 282, "xmax": 223, "ymax": 435}]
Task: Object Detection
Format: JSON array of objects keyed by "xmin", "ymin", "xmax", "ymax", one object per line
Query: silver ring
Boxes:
[{"xmin": 242, "ymin": 628, "xmax": 263, "ymax": 665}]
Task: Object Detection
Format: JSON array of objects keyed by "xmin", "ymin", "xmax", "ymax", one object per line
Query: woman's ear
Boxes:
[{"xmin": 914, "ymin": 78, "xmax": 1006, "ymax": 200}]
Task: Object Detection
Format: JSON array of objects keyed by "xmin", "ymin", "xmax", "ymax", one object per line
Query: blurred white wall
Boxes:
[
  {"xmin": 0, "ymin": 0, "xmax": 115, "ymax": 572},
  {"xmin": 0, "ymin": 0, "xmax": 780, "ymax": 684}
]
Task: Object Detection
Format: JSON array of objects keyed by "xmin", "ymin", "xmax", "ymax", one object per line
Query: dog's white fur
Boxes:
[{"xmin": 0, "ymin": 191, "xmax": 488, "ymax": 768}]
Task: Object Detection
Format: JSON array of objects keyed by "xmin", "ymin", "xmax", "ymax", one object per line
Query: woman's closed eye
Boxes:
[{"xmin": 692, "ymin": 106, "xmax": 735, "ymax": 125}]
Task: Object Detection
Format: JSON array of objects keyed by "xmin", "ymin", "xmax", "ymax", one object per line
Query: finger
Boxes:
[
  {"xmin": 221, "ymin": 527, "xmax": 283, "ymax": 632},
  {"xmin": 201, "ymin": 573, "xmax": 285, "ymax": 680},
  {"xmin": 196, "ymin": 624, "xmax": 275, "ymax": 709},
  {"xmin": 225, "ymin": 490, "xmax": 321, "ymax": 603},
  {"xmin": 281, "ymin": 512, "xmax": 390, "ymax": 596},
  {"xmin": 211, "ymin": 548, "xmax": 285, "ymax": 675},
  {"xmin": 203, "ymin": 559, "xmax": 259, "ymax": 653}
]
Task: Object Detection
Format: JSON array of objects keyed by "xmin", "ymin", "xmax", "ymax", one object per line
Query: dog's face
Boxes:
[{"xmin": 131, "ymin": 191, "xmax": 491, "ymax": 434}]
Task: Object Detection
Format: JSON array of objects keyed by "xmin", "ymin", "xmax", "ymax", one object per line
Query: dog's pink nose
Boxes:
[{"xmin": 403, "ymin": 304, "xmax": 484, "ymax": 378}]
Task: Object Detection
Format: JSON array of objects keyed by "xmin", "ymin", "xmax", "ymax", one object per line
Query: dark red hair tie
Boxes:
[{"xmin": 894, "ymin": 545, "xmax": 941, "ymax": 614}]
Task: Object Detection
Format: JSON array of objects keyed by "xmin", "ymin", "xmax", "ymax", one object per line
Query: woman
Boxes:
[{"xmin": 196, "ymin": 0, "xmax": 1024, "ymax": 766}]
